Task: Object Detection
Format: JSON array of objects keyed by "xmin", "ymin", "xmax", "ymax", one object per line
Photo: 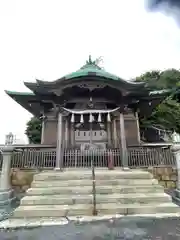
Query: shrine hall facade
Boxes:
[{"xmin": 5, "ymin": 56, "xmax": 172, "ymax": 167}]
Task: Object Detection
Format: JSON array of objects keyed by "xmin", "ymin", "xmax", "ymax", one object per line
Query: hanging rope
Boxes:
[{"xmin": 62, "ymin": 107, "xmax": 120, "ymax": 115}]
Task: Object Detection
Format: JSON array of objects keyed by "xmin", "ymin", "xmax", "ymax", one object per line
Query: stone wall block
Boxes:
[
  {"xmin": 170, "ymin": 173, "xmax": 177, "ymax": 181},
  {"xmin": 159, "ymin": 181, "xmax": 167, "ymax": 188},
  {"xmin": 161, "ymin": 175, "xmax": 170, "ymax": 181},
  {"xmin": 156, "ymin": 167, "xmax": 164, "ymax": 175},
  {"xmin": 10, "ymin": 169, "xmax": 34, "ymax": 187},
  {"xmin": 156, "ymin": 175, "xmax": 162, "ymax": 181},
  {"xmin": 150, "ymin": 166, "xmax": 177, "ymax": 190},
  {"xmin": 166, "ymin": 181, "xmax": 176, "ymax": 189},
  {"xmin": 166, "ymin": 167, "xmax": 173, "ymax": 175}
]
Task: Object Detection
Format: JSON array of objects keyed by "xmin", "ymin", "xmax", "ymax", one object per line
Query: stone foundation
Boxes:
[
  {"xmin": 148, "ymin": 167, "xmax": 177, "ymax": 190},
  {"xmin": 10, "ymin": 169, "xmax": 39, "ymax": 200}
]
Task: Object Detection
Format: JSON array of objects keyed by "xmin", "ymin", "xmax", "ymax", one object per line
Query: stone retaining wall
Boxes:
[
  {"xmin": 10, "ymin": 169, "xmax": 39, "ymax": 200},
  {"xmin": 148, "ymin": 167, "xmax": 177, "ymax": 190}
]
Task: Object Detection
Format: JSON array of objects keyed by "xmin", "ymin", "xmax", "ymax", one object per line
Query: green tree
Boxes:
[
  {"xmin": 25, "ymin": 117, "xmax": 42, "ymax": 144},
  {"xmin": 137, "ymin": 69, "xmax": 180, "ymax": 133}
]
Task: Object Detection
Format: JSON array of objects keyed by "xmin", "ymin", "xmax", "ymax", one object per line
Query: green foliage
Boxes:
[
  {"xmin": 136, "ymin": 70, "xmax": 160, "ymax": 89},
  {"xmin": 25, "ymin": 117, "xmax": 42, "ymax": 144},
  {"xmin": 137, "ymin": 68, "xmax": 180, "ymax": 133}
]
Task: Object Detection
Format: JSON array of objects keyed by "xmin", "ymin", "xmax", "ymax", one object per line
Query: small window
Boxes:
[
  {"xmin": 78, "ymin": 131, "xmax": 80, "ymax": 136},
  {"xmin": 84, "ymin": 132, "xmax": 86, "ymax": 136},
  {"xmin": 94, "ymin": 132, "xmax": 96, "ymax": 136}
]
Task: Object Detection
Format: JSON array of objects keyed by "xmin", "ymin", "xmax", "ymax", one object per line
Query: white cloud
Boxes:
[{"xmin": 0, "ymin": 0, "xmax": 180, "ymax": 143}]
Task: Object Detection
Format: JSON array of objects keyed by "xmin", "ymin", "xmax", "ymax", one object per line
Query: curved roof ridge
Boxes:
[{"xmin": 21, "ymin": 57, "xmax": 147, "ymax": 88}]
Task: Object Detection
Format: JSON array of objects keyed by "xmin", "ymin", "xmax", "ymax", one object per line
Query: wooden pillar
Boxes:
[
  {"xmin": 71, "ymin": 123, "xmax": 75, "ymax": 147},
  {"xmin": 41, "ymin": 118, "xmax": 45, "ymax": 144},
  {"xmin": 56, "ymin": 112, "xmax": 63, "ymax": 170},
  {"xmin": 107, "ymin": 122, "xmax": 111, "ymax": 147},
  {"xmin": 135, "ymin": 111, "xmax": 141, "ymax": 144},
  {"xmin": 119, "ymin": 111, "xmax": 128, "ymax": 168},
  {"xmin": 113, "ymin": 119, "xmax": 118, "ymax": 148},
  {"xmin": 64, "ymin": 118, "xmax": 69, "ymax": 148}
]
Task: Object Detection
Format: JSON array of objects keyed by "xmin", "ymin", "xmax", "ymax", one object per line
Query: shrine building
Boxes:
[{"xmin": 5, "ymin": 56, "xmax": 171, "ymax": 168}]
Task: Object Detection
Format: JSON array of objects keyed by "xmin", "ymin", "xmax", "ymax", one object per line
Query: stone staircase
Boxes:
[{"xmin": 11, "ymin": 169, "xmax": 180, "ymax": 218}]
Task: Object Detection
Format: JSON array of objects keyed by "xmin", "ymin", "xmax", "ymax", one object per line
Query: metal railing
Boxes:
[
  {"xmin": 0, "ymin": 144, "xmax": 176, "ymax": 169},
  {"xmin": 128, "ymin": 146, "xmax": 176, "ymax": 168},
  {"xmin": 63, "ymin": 149, "xmax": 120, "ymax": 168},
  {"xmin": 11, "ymin": 149, "xmax": 56, "ymax": 169}
]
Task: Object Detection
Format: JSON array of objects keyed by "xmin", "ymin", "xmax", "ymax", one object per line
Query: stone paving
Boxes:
[{"xmin": 1, "ymin": 216, "xmax": 180, "ymax": 239}]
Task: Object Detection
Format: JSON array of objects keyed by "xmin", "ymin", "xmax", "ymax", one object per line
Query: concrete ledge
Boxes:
[
  {"xmin": 0, "ymin": 189, "xmax": 16, "ymax": 206},
  {"xmin": 31, "ymin": 178, "xmax": 159, "ymax": 187},
  {"xmin": 175, "ymin": 189, "xmax": 180, "ymax": 198},
  {"xmin": 172, "ymin": 189, "xmax": 180, "ymax": 205},
  {"xmin": 11, "ymin": 202, "xmax": 180, "ymax": 218},
  {"xmin": 26, "ymin": 184, "xmax": 164, "ymax": 195},
  {"xmin": 20, "ymin": 192, "xmax": 172, "ymax": 205},
  {"xmin": 34, "ymin": 170, "xmax": 153, "ymax": 181},
  {"xmin": 1, "ymin": 213, "xmax": 180, "ymax": 229},
  {"xmin": 54, "ymin": 168, "xmax": 63, "ymax": 171}
]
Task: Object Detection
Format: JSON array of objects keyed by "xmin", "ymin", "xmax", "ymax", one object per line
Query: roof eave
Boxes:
[
  {"xmin": 33, "ymin": 72, "xmax": 146, "ymax": 88},
  {"xmin": 24, "ymin": 82, "xmax": 40, "ymax": 92},
  {"xmin": 5, "ymin": 90, "xmax": 40, "ymax": 116}
]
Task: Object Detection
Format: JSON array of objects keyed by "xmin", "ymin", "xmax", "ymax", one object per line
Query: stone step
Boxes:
[
  {"xmin": 20, "ymin": 193, "xmax": 172, "ymax": 205},
  {"xmin": 26, "ymin": 185, "xmax": 164, "ymax": 195},
  {"xmin": 34, "ymin": 170, "xmax": 153, "ymax": 181},
  {"xmin": 12, "ymin": 203, "xmax": 180, "ymax": 218},
  {"xmin": 31, "ymin": 178, "xmax": 159, "ymax": 188}
]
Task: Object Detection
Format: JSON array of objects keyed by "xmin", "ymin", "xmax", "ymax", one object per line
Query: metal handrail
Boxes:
[{"xmin": 91, "ymin": 158, "xmax": 97, "ymax": 216}]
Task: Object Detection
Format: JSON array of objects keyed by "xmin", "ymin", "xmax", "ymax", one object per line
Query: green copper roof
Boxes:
[
  {"xmin": 5, "ymin": 90, "xmax": 39, "ymax": 116},
  {"xmin": 5, "ymin": 90, "xmax": 35, "ymax": 96},
  {"xmin": 63, "ymin": 56, "xmax": 125, "ymax": 82},
  {"xmin": 23, "ymin": 56, "xmax": 145, "ymax": 91}
]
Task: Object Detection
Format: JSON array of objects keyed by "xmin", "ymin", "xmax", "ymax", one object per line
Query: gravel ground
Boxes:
[{"xmin": 0, "ymin": 217, "xmax": 180, "ymax": 240}]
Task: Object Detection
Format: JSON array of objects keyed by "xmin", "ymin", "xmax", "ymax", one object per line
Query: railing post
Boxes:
[
  {"xmin": 172, "ymin": 144, "xmax": 180, "ymax": 203},
  {"xmin": 108, "ymin": 150, "xmax": 114, "ymax": 170},
  {"xmin": 0, "ymin": 146, "xmax": 15, "ymax": 205},
  {"xmin": 91, "ymin": 151, "xmax": 97, "ymax": 216}
]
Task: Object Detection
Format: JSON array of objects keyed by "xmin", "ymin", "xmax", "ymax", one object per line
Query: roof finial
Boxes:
[
  {"xmin": 89, "ymin": 55, "xmax": 92, "ymax": 64},
  {"xmin": 82, "ymin": 55, "xmax": 102, "ymax": 70},
  {"xmin": 86, "ymin": 55, "xmax": 94, "ymax": 65}
]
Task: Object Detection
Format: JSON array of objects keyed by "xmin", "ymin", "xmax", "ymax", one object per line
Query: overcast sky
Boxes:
[{"xmin": 0, "ymin": 0, "xmax": 180, "ymax": 144}]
